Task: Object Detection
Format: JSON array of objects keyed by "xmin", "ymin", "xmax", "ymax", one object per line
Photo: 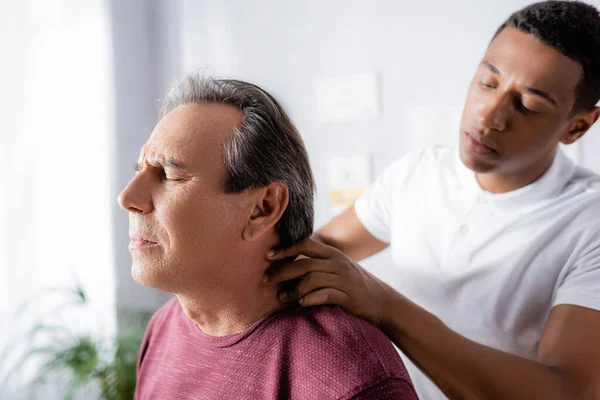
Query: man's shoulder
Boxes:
[
  {"xmin": 261, "ymin": 305, "xmax": 412, "ymax": 383},
  {"xmin": 283, "ymin": 304, "xmax": 389, "ymax": 345},
  {"xmin": 266, "ymin": 304, "xmax": 381, "ymax": 341},
  {"xmin": 571, "ymin": 164, "xmax": 600, "ymax": 196},
  {"xmin": 564, "ymin": 164, "xmax": 600, "ymax": 223},
  {"xmin": 258, "ymin": 305, "xmax": 417, "ymax": 397}
]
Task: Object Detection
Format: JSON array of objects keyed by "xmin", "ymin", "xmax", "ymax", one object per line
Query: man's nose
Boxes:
[
  {"xmin": 477, "ymin": 93, "xmax": 510, "ymax": 132},
  {"xmin": 118, "ymin": 174, "xmax": 154, "ymax": 214}
]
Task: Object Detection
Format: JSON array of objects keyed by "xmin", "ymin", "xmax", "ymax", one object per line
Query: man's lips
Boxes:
[
  {"xmin": 464, "ymin": 131, "xmax": 498, "ymax": 154},
  {"xmin": 129, "ymin": 234, "xmax": 158, "ymax": 250}
]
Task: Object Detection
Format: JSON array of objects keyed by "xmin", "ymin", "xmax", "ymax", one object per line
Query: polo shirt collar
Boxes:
[{"xmin": 455, "ymin": 148, "xmax": 575, "ymax": 212}]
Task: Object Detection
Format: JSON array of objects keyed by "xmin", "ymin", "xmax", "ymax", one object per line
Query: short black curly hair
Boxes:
[{"xmin": 494, "ymin": 1, "xmax": 600, "ymax": 115}]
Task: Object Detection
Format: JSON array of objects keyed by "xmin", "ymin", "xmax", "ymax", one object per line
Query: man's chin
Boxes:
[
  {"xmin": 131, "ymin": 263, "xmax": 172, "ymax": 292},
  {"xmin": 459, "ymin": 146, "xmax": 499, "ymax": 174}
]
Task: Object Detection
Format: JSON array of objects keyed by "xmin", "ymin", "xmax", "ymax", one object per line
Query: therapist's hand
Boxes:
[{"xmin": 263, "ymin": 238, "xmax": 397, "ymax": 327}]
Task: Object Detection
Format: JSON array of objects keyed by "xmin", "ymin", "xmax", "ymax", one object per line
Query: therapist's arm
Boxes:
[
  {"xmin": 264, "ymin": 239, "xmax": 600, "ymax": 400},
  {"xmin": 311, "ymin": 205, "xmax": 389, "ymax": 261},
  {"xmin": 382, "ymin": 296, "xmax": 600, "ymax": 400}
]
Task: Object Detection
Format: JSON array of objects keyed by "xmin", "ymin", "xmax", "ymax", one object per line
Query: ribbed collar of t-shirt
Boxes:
[
  {"xmin": 454, "ymin": 148, "xmax": 575, "ymax": 213},
  {"xmin": 183, "ymin": 305, "xmax": 291, "ymax": 349}
]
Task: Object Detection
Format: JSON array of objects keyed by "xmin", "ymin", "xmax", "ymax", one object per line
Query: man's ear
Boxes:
[
  {"xmin": 242, "ymin": 182, "xmax": 289, "ymax": 242},
  {"xmin": 561, "ymin": 106, "xmax": 600, "ymax": 145}
]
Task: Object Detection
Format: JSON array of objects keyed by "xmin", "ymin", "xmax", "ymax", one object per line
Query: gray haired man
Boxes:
[{"xmin": 118, "ymin": 73, "xmax": 417, "ymax": 399}]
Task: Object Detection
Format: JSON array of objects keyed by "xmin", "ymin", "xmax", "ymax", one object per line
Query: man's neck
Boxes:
[
  {"xmin": 175, "ymin": 259, "xmax": 283, "ymax": 337},
  {"xmin": 475, "ymin": 151, "xmax": 555, "ymax": 194}
]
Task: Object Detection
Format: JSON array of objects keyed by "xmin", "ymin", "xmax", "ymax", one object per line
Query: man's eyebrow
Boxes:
[
  {"xmin": 163, "ymin": 158, "xmax": 188, "ymax": 170},
  {"xmin": 524, "ymin": 87, "xmax": 557, "ymax": 107},
  {"xmin": 481, "ymin": 61, "xmax": 501, "ymax": 74},
  {"xmin": 133, "ymin": 158, "xmax": 189, "ymax": 171},
  {"xmin": 480, "ymin": 61, "xmax": 557, "ymax": 107}
]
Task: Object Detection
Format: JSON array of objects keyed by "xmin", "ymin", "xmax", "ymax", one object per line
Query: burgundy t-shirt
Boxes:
[{"xmin": 135, "ymin": 298, "xmax": 418, "ymax": 399}]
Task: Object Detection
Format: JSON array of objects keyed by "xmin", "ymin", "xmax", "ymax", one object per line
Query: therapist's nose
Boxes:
[{"xmin": 476, "ymin": 92, "xmax": 510, "ymax": 133}]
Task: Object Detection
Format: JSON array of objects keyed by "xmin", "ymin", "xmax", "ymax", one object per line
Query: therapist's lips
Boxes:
[
  {"xmin": 129, "ymin": 234, "xmax": 159, "ymax": 250},
  {"xmin": 464, "ymin": 131, "xmax": 498, "ymax": 155}
]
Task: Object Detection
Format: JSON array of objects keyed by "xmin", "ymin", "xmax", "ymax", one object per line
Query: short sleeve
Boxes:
[
  {"xmin": 553, "ymin": 229, "xmax": 600, "ymax": 311},
  {"xmin": 350, "ymin": 378, "xmax": 419, "ymax": 400},
  {"xmin": 354, "ymin": 150, "xmax": 424, "ymax": 243}
]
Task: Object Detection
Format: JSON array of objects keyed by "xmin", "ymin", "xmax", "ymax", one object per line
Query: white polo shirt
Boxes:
[{"xmin": 354, "ymin": 146, "xmax": 600, "ymax": 400}]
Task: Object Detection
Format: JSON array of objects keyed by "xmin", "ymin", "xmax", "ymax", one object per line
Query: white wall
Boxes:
[
  {"xmin": 0, "ymin": 0, "xmax": 117, "ymax": 396},
  {"xmin": 176, "ymin": 0, "xmax": 600, "ymax": 277},
  {"xmin": 109, "ymin": 0, "xmax": 184, "ymax": 312}
]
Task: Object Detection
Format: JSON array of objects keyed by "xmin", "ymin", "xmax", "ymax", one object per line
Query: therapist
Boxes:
[{"xmin": 264, "ymin": 1, "xmax": 600, "ymax": 399}]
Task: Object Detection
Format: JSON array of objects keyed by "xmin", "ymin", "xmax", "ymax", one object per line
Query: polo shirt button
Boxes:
[
  {"xmin": 460, "ymin": 225, "xmax": 469, "ymax": 235},
  {"xmin": 477, "ymin": 197, "xmax": 487, "ymax": 205}
]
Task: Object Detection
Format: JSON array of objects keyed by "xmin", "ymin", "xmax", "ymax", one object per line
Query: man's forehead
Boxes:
[
  {"xmin": 485, "ymin": 28, "xmax": 582, "ymax": 99},
  {"xmin": 139, "ymin": 103, "xmax": 243, "ymax": 168},
  {"xmin": 139, "ymin": 128, "xmax": 190, "ymax": 163}
]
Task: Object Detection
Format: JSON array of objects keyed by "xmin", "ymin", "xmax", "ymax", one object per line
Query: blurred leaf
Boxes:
[
  {"xmin": 28, "ymin": 323, "xmax": 73, "ymax": 342},
  {"xmin": 1, "ymin": 281, "xmax": 146, "ymax": 400},
  {"xmin": 0, "ymin": 344, "xmax": 62, "ymax": 391},
  {"xmin": 76, "ymin": 286, "xmax": 86, "ymax": 303},
  {"xmin": 14, "ymin": 285, "xmax": 88, "ymax": 322},
  {"xmin": 14, "ymin": 286, "xmax": 70, "ymax": 319}
]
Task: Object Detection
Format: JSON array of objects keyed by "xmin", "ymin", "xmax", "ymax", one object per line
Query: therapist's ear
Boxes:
[
  {"xmin": 242, "ymin": 182, "xmax": 289, "ymax": 242},
  {"xmin": 560, "ymin": 106, "xmax": 600, "ymax": 145}
]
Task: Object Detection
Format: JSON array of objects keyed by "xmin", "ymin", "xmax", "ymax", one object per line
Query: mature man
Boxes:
[
  {"xmin": 118, "ymin": 75, "xmax": 417, "ymax": 399},
  {"xmin": 265, "ymin": 1, "xmax": 600, "ymax": 399}
]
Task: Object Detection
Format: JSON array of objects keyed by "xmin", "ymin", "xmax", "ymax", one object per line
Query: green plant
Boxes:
[{"xmin": 0, "ymin": 283, "xmax": 149, "ymax": 400}]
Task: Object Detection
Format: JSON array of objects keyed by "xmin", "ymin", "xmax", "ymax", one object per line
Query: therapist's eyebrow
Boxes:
[
  {"xmin": 524, "ymin": 87, "xmax": 557, "ymax": 107},
  {"xmin": 480, "ymin": 61, "xmax": 557, "ymax": 107},
  {"xmin": 481, "ymin": 61, "xmax": 501, "ymax": 74}
]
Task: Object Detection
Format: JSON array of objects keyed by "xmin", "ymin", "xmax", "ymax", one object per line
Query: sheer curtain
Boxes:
[{"xmin": 0, "ymin": 0, "xmax": 116, "ymax": 396}]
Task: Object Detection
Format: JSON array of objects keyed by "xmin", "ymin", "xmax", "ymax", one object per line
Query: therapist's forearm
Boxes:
[{"xmin": 381, "ymin": 294, "xmax": 575, "ymax": 400}]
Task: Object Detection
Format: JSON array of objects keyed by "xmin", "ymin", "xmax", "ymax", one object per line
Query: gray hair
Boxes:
[{"xmin": 159, "ymin": 71, "xmax": 315, "ymax": 248}]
